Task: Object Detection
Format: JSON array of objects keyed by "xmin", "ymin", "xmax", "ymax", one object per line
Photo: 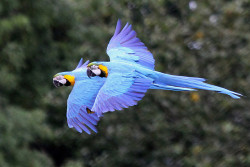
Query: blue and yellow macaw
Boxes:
[{"xmin": 53, "ymin": 20, "xmax": 242, "ymax": 134}]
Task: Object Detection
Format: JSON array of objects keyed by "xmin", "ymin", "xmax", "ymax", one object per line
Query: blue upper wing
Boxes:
[
  {"xmin": 91, "ymin": 71, "xmax": 153, "ymax": 116},
  {"xmin": 107, "ymin": 20, "xmax": 155, "ymax": 70},
  {"xmin": 67, "ymin": 75, "xmax": 106, "ymax": 134}
]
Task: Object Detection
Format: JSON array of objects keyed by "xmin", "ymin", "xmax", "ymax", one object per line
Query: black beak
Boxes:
[
  {"xmin": 87, "ymin": 68, "xmax": 96, "ymax": 78},
  {"xmin": 53, "ymin": 80, "xmax": 63, "ymax": 87}
]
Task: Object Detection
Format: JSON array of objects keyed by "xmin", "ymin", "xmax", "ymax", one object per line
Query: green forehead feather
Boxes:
[{"xmin": 87, "ymin": 62, "xmax": 99, "ymax": 67}]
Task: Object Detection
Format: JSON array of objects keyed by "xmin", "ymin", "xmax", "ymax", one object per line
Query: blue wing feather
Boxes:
[
  {"xmin": 67, "ymin": 74, "xmax": 105, "ymax": 133},
  {"xmin": 75, "ymin": 58, "xmax": 83, "ymax": 69},
  {"xmin": 75, "ymin": 59, "xmax": 90, "ymax": 70},
  {"xmin": 91, "ymin": 72, "xmax": 153, "ymax": 116},
  {"xmin": 107, "ymin": 20, "xmax": 155, "ymax": 70}
]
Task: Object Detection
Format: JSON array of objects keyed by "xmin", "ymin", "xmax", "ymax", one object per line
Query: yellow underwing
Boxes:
[{"xmin": 87, "ymin": 108, "xmax": 95, "ymax": 114}]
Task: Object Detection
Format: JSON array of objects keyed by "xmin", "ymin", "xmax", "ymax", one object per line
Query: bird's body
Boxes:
[
  {"xmin": 53, "ymin": 20, "xmax": 242, "ymax": 134},
  {"xmin": 96, "ymin": 61, "xmax": 241, "ymax": 98}
]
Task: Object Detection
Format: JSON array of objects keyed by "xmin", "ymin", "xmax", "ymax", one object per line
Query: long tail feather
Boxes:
[
  {"xmin": 150, "ymin": 84, "xmax": 195, "ymax": 91},
  {"xmin": 154, "ymin": 72, "xmax": 242, "ymax": 99}
]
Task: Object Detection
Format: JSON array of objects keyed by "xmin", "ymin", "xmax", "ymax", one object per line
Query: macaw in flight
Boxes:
[{"xmin": 53, "ymin": 19, "xmax": 242, "ymax": 134}]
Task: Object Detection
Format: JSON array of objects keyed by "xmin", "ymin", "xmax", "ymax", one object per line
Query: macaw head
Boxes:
[
  {"xmin": 87, "ymin": 62, "xmax": 108, "ymax": 78},
  {"xmin": 53, "ymin": 73, "xmax": 75, "ymax": 87},
  {"xmin": 53, "ymin": 58, "xmax": 89, "ymax": 87}
]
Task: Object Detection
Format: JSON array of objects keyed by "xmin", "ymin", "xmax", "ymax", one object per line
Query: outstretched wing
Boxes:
[
  {"xmin": 67, "ymin": 72, "xmax": 106, "ymax": 134},
  {"xmin": 91, "ymin": 71, "xmax": 153, "ymax": 116},
  {"xmin": 107, "ymin": 20, "xmax": 155, "ymax": 70}
]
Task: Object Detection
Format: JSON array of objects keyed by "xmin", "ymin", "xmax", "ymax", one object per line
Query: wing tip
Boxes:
[
  {"xmin": 75, "ymin": 58, "xmax": 83, "ymax": 69},
  {"xmin": 75, "ymin": 58, "xmax": 90, "ymax": 69},
  {"xmin": 82, "ymin": 60, "xmax": 90, "ymax": 67},
  {"xmin": 114, "ymin": 19, "xmax": 122, "ymax": 36},
  {"xmin": 107, "ymin": 19, "xmax": 155, "ymax": 70}
]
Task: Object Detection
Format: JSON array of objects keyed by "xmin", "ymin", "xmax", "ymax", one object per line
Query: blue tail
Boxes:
[{"xmin": 152, "ymin": 71, "xmax": 242, "ymax": 99}]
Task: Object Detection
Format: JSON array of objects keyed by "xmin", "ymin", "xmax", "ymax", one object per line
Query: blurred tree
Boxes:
[{"xmin": 0, "ymin": 0, "xmax": 249, "ymax": 167}]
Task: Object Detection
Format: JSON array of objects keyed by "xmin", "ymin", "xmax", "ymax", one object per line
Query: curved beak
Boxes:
[
  {"xmin": 53, "ymin": 75, "xmax": 67, "ymax": 87},
  {"xmin": 87, "ymin": 68, "xmax": 96, "ymax": 78},
  {"xmin": 53, "ymin": 80, "xmax": 63, "ymax": 87}
]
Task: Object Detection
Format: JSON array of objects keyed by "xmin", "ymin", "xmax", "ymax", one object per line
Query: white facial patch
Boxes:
[
  {"xmin": 59, "ymin": 79, "xmax": 67, "ymax": 84},
  {"xmin": 91, "ymin": 69, "xmax": 101, "ymax": 76},
  {"xmin": 90, "ymin": 65, "xmax": 99, "ymax": 70},
  {"xmin": 54, "ymin": 75, "xmax": 64, "ymax": 80}
]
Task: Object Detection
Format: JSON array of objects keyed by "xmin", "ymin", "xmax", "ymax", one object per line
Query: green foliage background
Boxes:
[{"xmin": 0, "ymin": 0, "xmax": 249, "ymax": 166}]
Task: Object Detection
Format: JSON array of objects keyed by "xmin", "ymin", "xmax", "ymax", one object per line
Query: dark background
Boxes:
[{"xmin": 0, "ymin": 0, "xmax": 249, "ymax": 166}]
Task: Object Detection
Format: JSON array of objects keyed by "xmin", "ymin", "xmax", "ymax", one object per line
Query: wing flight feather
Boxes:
[
  {"xmin": 67, "ymin": 77, "xmax": 105, "ymax": 133},
  {"xmin": 107, "ymin": 20, "xmax": 155, "ymax": 70},
  {"xmin": 91, "ymin": 72, "xmax": 153, "ymax": 116}
]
